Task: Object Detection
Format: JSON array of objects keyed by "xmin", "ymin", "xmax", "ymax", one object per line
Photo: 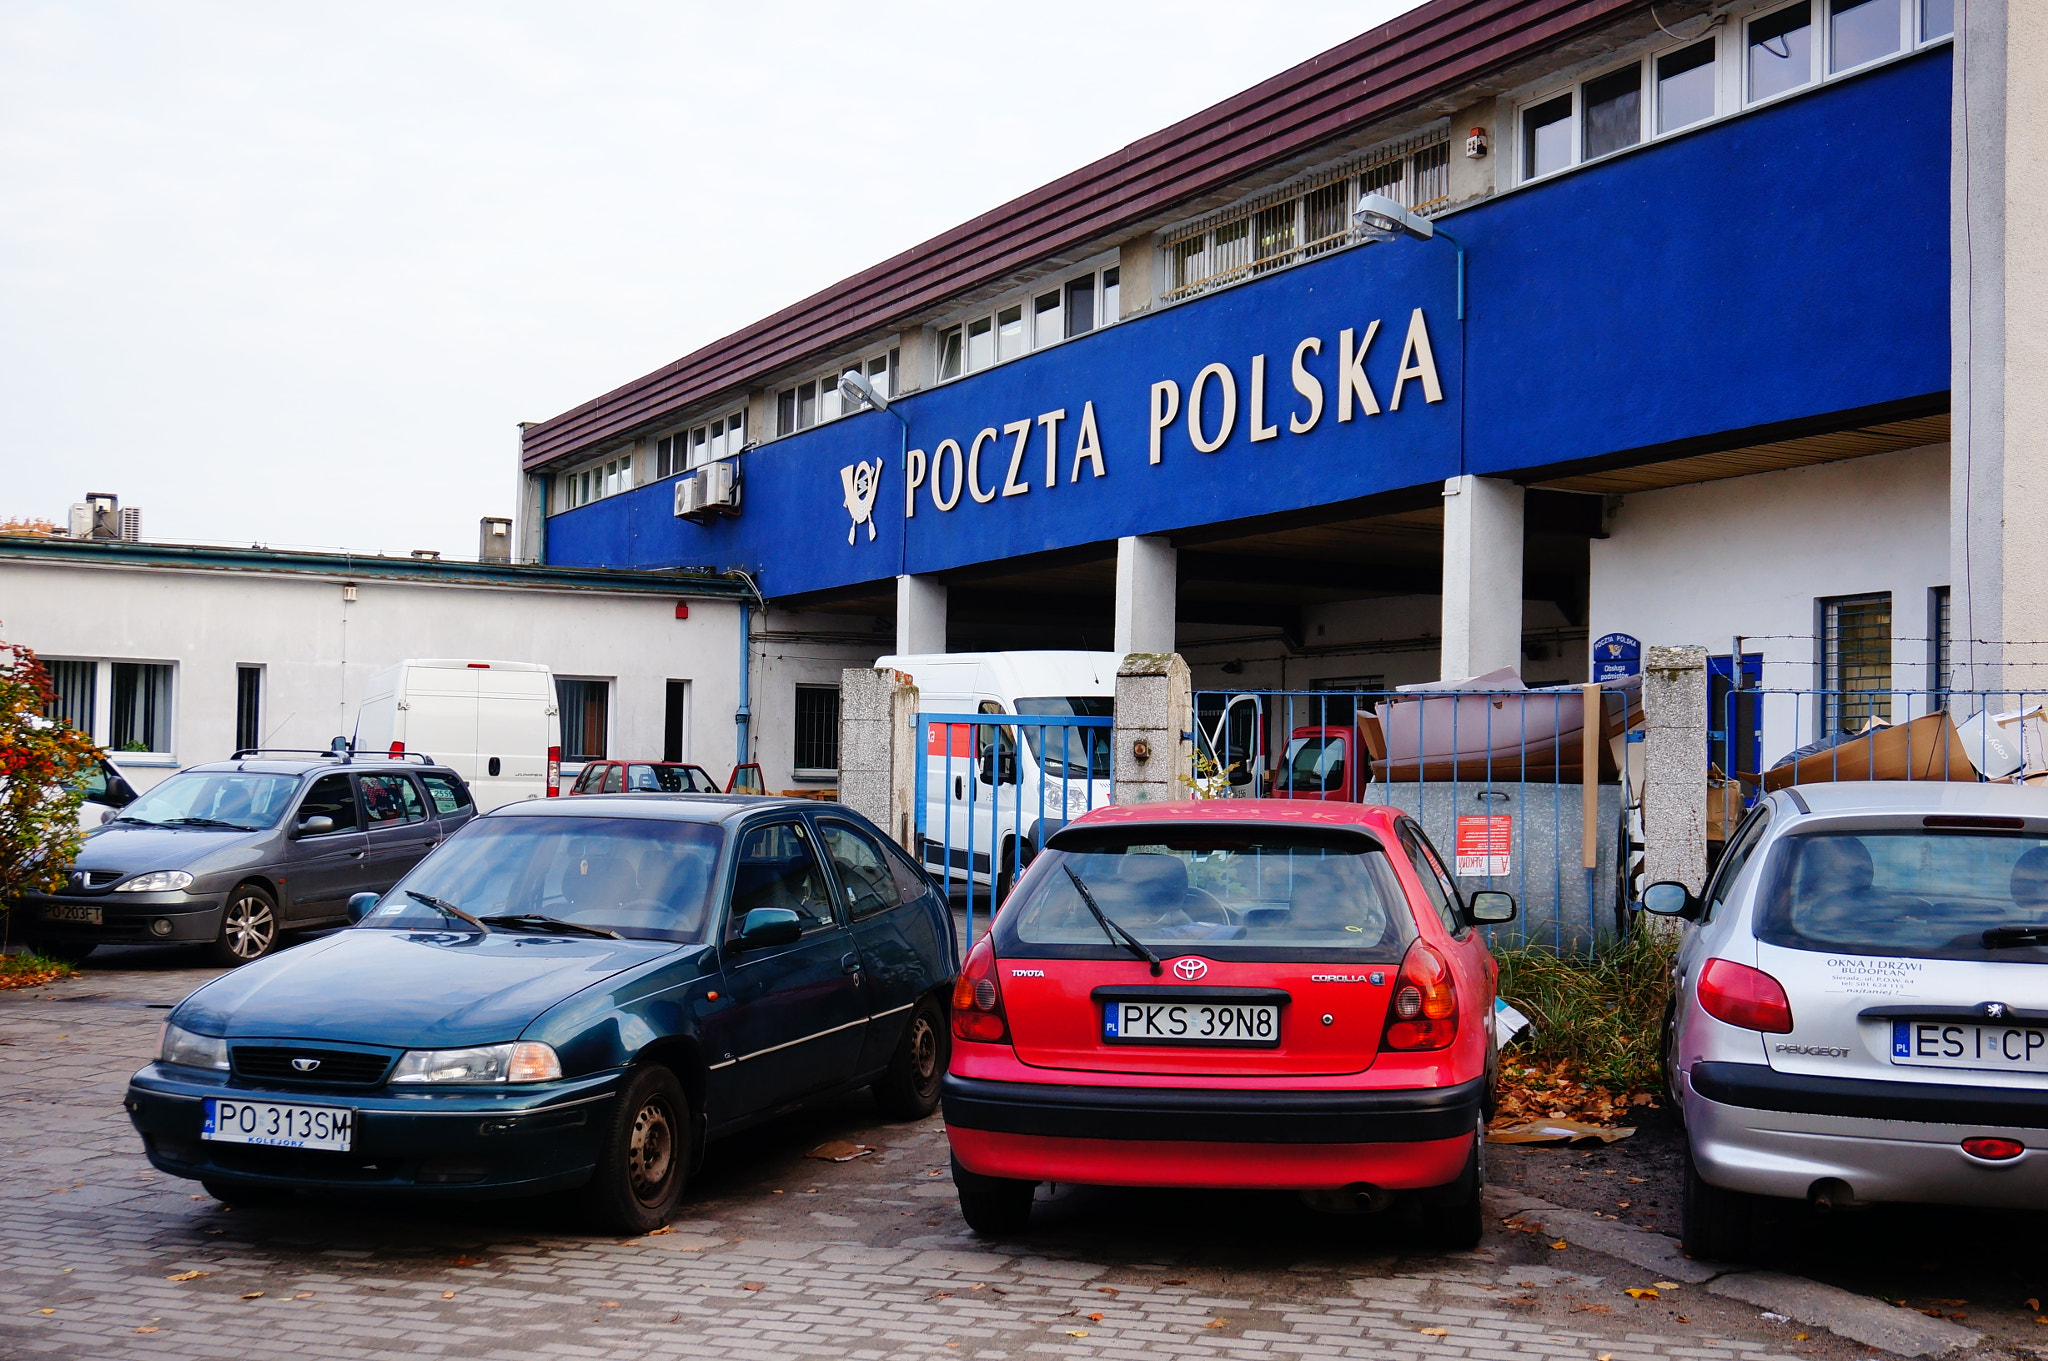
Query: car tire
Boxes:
[
  {"xmin": 873, "ymin": 996, "xmax": 948, "ymax": 1121},
  {"xmin": 207, "ymin": 884, "xmax": 280, "ymax": 968},
  {"xmin": 589, "ymin": 1065, "xmax": 689, "ymax": 1235},
  {"xmin": 1659, "ymin": 1000, "xmax": 1684, "ymax": 1126},
  {"xmin": 1415, "ymin": 1118, "xmax": 1486, "ymax": 1251},
  {"xmin": 951, "ymin": 1155, "xmax": 1034, "ymax": 1237},
  {"xmin": 22, "ymin": 938, "xmax": 96, "ymax": 965},
  {"xmin": 1680, "ymin": 1143, "xmax": 1750, "ymax": 1261}
]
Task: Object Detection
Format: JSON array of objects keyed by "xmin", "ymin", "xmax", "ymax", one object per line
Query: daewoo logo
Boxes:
[
  {"xmin": 1172, "ymin": 958, "xmax": 1208, "ymax": 981},
  {"xmin": 290, "ymin": 1057, "xmax": 322, "ymax": 1073}
]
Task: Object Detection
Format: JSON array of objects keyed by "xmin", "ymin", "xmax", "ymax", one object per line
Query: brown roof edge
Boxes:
[{"xmin": 521, "ymin": 0, "xmax": 1648, "ymax": 472}]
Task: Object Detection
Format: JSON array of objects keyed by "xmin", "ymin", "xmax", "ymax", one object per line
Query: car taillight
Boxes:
[
  {"xmin": 1962, "ymin": 1136, "xmax": 2024, "ymax": 1161},
  {"xmin": 1382, "ymin": 940, "xmax": 1457, "ymax": 1051},
  {"xmin": 1697, "ymin": 958, "xmax": 1793, "ymax": 1033},
  {"xmin": 545, "ymin": 745, "xmax": 561, "ymax": 797},
  {"xmin": 950, "ymin": 936, "xmax": 1008, "ymax": 1043}
]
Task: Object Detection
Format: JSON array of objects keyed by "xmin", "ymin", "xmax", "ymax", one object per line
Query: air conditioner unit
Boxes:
[
  {"xmin": 700, "ymin": 460, "xmax": 738, "ymax": 511},
  {"xmin": 673, "ymin": 476, "xmax": 702, "ymax": 518}
]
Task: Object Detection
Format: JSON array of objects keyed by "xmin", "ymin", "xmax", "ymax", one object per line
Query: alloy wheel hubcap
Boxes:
[
  {"xmin": 628, "ymin": 1099, "xmax": 675, "ymax": 1201},
  {"xmin": 225, "ymin": 897, "xmax": 275, "ymax": 958},
  {"xmin": 909, "ymin": 1018, "xmax": 938, "ymax": 1092}
]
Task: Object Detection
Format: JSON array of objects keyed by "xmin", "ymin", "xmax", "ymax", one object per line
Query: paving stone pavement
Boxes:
[{"xmin": 0, "ymin": 952, "xmax": 1931, "ymax": 1361}]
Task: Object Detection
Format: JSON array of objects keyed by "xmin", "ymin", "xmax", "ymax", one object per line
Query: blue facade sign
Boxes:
[
  {"xmin": 545, "ymin": 51, "xmax": 1950, "ymax": 601},
  {"xmin": 1592, "ymin": 633, "xmax": 1642, "ymax": 683}
]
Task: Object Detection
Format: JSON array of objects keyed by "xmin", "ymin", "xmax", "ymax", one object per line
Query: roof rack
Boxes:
[{"xmin": 227, "ymin": 747, "xmax": 436, "ymax": 766}]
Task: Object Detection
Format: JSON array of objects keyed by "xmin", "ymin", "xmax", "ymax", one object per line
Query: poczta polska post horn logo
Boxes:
[{"xmin": 840, "ymin": 458, "xmax": 883, "ymax": 544}]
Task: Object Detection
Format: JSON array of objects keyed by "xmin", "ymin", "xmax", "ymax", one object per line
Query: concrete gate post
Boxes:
[
  {"xmin": 1641, "ymin": 645, "xmax": 1709, "ymax": 896},
  {"xmin": 1113, "ymin": 653, "xmax": 1193, "ymax": 806},
  {"xmin": 837, "ymin": 666, "xmax": 920, "ymax": 852}
]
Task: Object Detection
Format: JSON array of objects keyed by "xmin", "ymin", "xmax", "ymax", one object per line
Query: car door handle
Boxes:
[
  {"xmin": 954, "ymin": 776, "xmax": 963, "ymax": 801},
  {"xmin": 840, "ymin": 953, "xmax": 862, "ymax": 976},
  {"xmin": 350, "ymin": 850, "xmax": 366, "ymax": 859}
]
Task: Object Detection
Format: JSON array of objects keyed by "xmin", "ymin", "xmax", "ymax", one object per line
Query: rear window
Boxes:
[
  {"xmin": 1755, "ymin": 830, "xmax": 2048, "ymax": 962},
  {"xmin": 995, "ymin": 827, "xmax": 1413, "ymax": 962}
]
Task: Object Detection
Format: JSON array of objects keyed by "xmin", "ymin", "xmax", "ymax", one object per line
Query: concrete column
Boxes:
[
  {"xmin": 1439, "ymin": 475, "xmax": 1524, "ymax": 682},
  {"xmin": 837, "ymin": 667, "xmax": 920, "ymax": 852},
  {"xmin": 895, "ymin": 575, "xmax": 947, "ymax": 656},
  {"xmin": 1641, "ymin": 645, "xmax": 1708, "ymax": 895},
  {"xmin": 1952, "ymin": 0, "xmax": 2048, "ymax": 698},
  {"xmin": 1115, "ymin": 236, "xmax": 1157, "ymax": 318},
  {"xmin": 1113, "ymin": 535, "xmax": 1176, "ymax": 656},
  {"xmin": 1113, "ymin": 652, "xmax": 1193, "ymax": 806}
]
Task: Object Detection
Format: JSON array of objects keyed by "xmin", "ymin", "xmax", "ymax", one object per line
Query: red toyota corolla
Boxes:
[{"xmin": 942, "ymin": 799, "xmax": 1515, "ymax": 1246}]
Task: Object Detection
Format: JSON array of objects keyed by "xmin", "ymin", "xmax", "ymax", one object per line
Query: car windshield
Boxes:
[
  {"xmin": 1277, "ymin": 734, "xmax": 1347, "ymax": 794},
  {"xmin": 362, "ymin": 815, "xmax": 726, "ymax": 942},
  {"xmin": 998, "ymin": 827, "xmax": 1411, "ymax": 960},
  {"xmin": 1014, "ymin": 697, "xmax": 1113, "ymax": 778},
  {"xmin": 116, "ymin": 772, "xmax": 299, "ymax": 830},
  {"xmin": 1756, "ymin": 830, "xmax": 2048, "ymax": 961}
]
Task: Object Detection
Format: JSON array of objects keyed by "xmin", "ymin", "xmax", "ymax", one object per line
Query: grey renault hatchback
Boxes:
[{"xmin": 17, "ymin": 751, "xmax": 477, "ymax": 967}]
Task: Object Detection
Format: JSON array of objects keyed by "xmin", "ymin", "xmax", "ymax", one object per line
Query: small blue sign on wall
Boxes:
[{"xmin": 1592, "ymin": 633, "xmax": 1642, "ymax": 682}]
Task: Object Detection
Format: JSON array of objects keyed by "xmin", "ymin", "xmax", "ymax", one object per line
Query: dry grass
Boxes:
[
  {"xmin": 0, "ymin": 951, "xmax": 76, "ymax": 991},
  {"xmin": 1492, "ymin": 928, "xmax": 1678, "ymax": 1097}
]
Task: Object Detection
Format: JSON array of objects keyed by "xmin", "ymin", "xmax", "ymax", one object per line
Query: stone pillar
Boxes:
[
  {"xmin": 1113, "ymin": 652, "xmax": 1193, "ymax": 806},
  {"xmin": 1641, "ymin": 645, "xmax": 1708, "ymax": 895},
  {"xmin": 837, "ymin": 667, "xmax": 920, "ymax": 852},
  {"xmin": 1113, "ymin": 536, "xmax": 1176, "ymax": 656},
  {"xmin": 1439, "ymin": 475, "xmax": 1524, "ymax": 682},
  {"xmin": 895, "ymin": 574, "xmax": 947, "ymax": 656},
  {"xmin": 1952, "ymin": 0, "xmax": 2048, "ymax": 699}
]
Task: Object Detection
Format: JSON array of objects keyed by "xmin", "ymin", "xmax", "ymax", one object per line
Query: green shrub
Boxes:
[{"xmin": 1493, "ymin": 928, "xmax": 1678, "ymax": 1094}]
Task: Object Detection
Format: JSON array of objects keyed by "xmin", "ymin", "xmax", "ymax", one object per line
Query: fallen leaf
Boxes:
[
  {"xmin": 451, "ymin": 1256, "xmax": 481, "ymax": 1267},
  {"xmin": 1794, "ymin": 1334, "xmax": 1809, "ymax": 1341},
  {"xmin": 136, "ymin": 1327, "xmax": 159, "ymax": 1333},
  {"xmin": 1087, "ymin": 1312, "xmax": 1104, "ymax": 1321},
  {"xmin": 241, "ymin": 1292, "xmax": 263, "ymax": 1300},
  {"xmin": 599, "ymin": 1301, "xmax": 620, "ymax": 1308},
  {"xmin": 1627, "ymin": 1176, "xmax": 1647, "ymax": 1183},
  {"xmin": 293, "ymin": 1293, "xmax": 314, "ymax": 1300},
  {"xmin": 1572, "ymin": 1304, "xmax": 1612, "ymax": 1315},
  {"xmin": 39, "ymin": 1309, "xmax": 54, "ymax": 1315},
  {"xmin": 1420, "ymin": 1327, "xmax": 1449, "ymax": 1336},
  {"xmin": 1919, "ymin": 1309, "xmax": 1946, "ymax": 1319},
  {"xmin": 203, "ymin": 1229, "xmax": 224, "ymax": 1236},
  {"xmin": 742, "ymin": 1282, "xmax": 764, "ymax": 1291},
  {"xmin": 1598, "ymin": 1353, "xmax": 1614, "ymax": 1360},
  {"xmin": 806, "ymin": 1139, "xmax": 877, "ymax": 1162},
  {"xmin": 1617, "ymin": 1200, "xmax": 1632, "ymax": 1209},
  {"xmin": 2027, "ymin": 1298, "xmax": 2041, "ymax": 1312},
  {"xmin": 1676, "ymin": 1316, "xmax": 1690, "ymax": 1323},
  {"xmin": 1206, "ymin": 1319, "xmax": 1229, "ymax": 1330},
  {"xmin": 1549, "ymin": 1240, "xmax": 1568, "ymax": 1250},
  {"xmin": 1625, "ymin": 1288, "xmax": 1660, "ymax": 1300},
  {"xmin": 1163, "ymin": 1279, "xmax": 1187, "ymax": 1286},
  {"xmin": 442, "ymin": 1291, "xmax": 455, "ymax": 1300},
  {"xmin": 969, "ymin": 1284, "xmax": 985, "ymax": 1292},
  {"xmin": 166, "ymin": 1270, "xmax": 209, "ymax": 1282},
  {"xmin": 1654, "ymin": 1282, "xmax": 1682, "ymax": 1291},
  {"xmin": 1099, "ymin": 1287, "xmax": 1119, "ymax": 1295},
  {"xmin": 770, "ymin": 1189, "xmax": 784, "ymax": 1194},
  {"xmin": 647, "ymin": 1225, "xmax": 674, "ymax": 1235},
  {"xmin": 1066, "ymin": 1330, "xmax": 1089, "ymax": 1338}
]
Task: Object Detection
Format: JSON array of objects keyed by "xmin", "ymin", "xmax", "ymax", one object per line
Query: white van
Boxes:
[
  {"xmin": 353, "ymin": 660, "xmax": 561, "ymax": 812},
  {"xmin": 874, "ymin": 651, "xmax": 1116, "ymax": 894}
]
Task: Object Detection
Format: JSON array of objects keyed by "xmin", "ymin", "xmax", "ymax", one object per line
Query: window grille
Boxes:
[
  {"xmin": 793, "ymin": 684, "xmax": 840, "ymax": 775},
  {"xmin": 1159, "ymin": 130, "xmax": 1451, "ymax": 304},
  {"xmin": 1931, "ymin": 585, "xmax": 1952, "ymax": 700},
  {"xmin": 556, "ymin": 678, "xmax": 610, "ymax": 761},
  {"xmin": 1821, "ymin": 592, "xmax": 1892, "ymax": 734}
]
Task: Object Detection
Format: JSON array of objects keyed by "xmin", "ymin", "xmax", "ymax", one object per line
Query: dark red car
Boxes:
[
  {"xmin": 568, "ymin": 761, "xmax": 721, "ymax": 795},
  {"xmin": 942, "ymin": 799, "xmax": 1514, "ymax": 1245}
]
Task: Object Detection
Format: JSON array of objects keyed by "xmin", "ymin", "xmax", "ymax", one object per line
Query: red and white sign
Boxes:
[{"xmin": 1455, "ymin": 814, "xmax": 1512, "ymax": 877}]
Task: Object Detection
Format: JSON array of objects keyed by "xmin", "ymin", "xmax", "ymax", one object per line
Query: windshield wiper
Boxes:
[
  {"xmin": 109, "ymin": 815, "xmax": 164, "ymax": 827},
  {"xmin": 1983, "ymin": 925, "xmax": 2048, "ymax": 949},
  {"xmin": 1063, "ymin": 865, "xmax": 1162, "ymax": 976},
  {"xmin": 163, "ymin": 817, "xmax": 260, "ymax": 831},
  {"xmin": 479, "ymin": 913, "xmax": 622, "ymax": 940},
  {"xmin": 405, "ymin": 889, "xmax": 490, "ymax": 933}
]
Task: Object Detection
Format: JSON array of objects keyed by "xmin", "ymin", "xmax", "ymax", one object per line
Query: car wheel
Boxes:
[
  {"xmin": 1415, "ymin": 1118, "xmax": 1485, "ymax": 1251},
  {"xmin": 873, "ymin": 996, "xmax": 948, "ymax": 1121},
  {"xmin": 22, "ymin": 938, "xmax": 96, "ymax": 965},
  {"xmin": 951, "ymin": 1154, "xmax": 1034, "ymax": 1237},
  {"xmin": 1680, "ymin": 1142, "xmax": 1750, "ymax": 1261},
  {"xmin": 207, "ymin": 884, "xmax": 279, "ymax": 967},
  {"xmin": 1659, "ymin": 999, "xmax": 1684, "ymax": 1125},
  {"xmin": 589, "ymin": 1065, "xmax": 689, "ymax": 1235}
]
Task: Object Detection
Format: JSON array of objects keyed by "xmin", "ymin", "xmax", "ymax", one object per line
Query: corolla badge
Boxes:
[
  {"xmin": 840, "ymin": 458, "xmax": 883, "ymax": 544},
  {"xmin": 1172, "ymin": 958, "xmax": 1208, "ymax": 981},
  {"xmin": 291, "ymin": 1058, "xmax": 322, "ymax": 1073}
]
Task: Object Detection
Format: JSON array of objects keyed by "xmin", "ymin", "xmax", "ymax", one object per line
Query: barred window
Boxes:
[
  {"xmin": 556, "ymin": 678, "xmax": 610, "ymax": 762},
  {"xmin": 793, "ymin": 684, "xmax": 840, "ymax": 777},
  {"xmin": 1821, "ymin": 592, "xmax": 1892, "ymax": 734},
  {"xmin": 236, "ymin": 665, "xmax": 262, "ymax": 752}
]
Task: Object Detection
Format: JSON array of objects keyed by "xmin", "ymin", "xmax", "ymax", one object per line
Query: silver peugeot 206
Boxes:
[{"xmin": 1644, "ymin": 780, "xmax": 2048, "ymax": 1259}]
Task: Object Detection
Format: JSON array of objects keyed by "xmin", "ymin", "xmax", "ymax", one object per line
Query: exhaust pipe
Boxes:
[{"xmin": 1300, "ymin": 1183, "xmax": 1393, "ymax": 1215}]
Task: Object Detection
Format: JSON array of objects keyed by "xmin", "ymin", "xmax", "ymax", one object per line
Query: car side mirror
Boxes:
[
  {"xmin": 734, "ymin": 907, "xmax": 803, "ymax": 951},
  {"xmin": 1466, "ymin": 890, "xmax": 1517, "ymax": 925},
  {"xmin": 977, "ymin": 750, "xmax": 1018, "ymax": 785},
  {"xmin": 1641, "ymin": 881, "xmax": 1701, "ymax": 920},
  {"xmin": 296, "ymin": 815, "xmax": 335, "ymax": 837},
  {"xmin": 105, "ymin": 778, "xmax": 138, "ymax": 808},
  {"xmin": 346, "ymin": 892, "xmax": 379, "ymax": 925},
  {"xmin": 1227, "ymin": 766, "xmax": 1254, "ymax": 787}
]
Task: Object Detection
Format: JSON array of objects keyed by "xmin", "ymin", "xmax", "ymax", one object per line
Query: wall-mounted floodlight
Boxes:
[
  {"xmin": 1352, "ymin": 192, "xmax": 1464, "ymax": 320},
  {"xmin": 839, "ymin": 369, "xmax": 889, "ymax": 413}
]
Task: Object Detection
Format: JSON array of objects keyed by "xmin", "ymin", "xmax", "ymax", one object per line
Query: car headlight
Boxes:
[
  {"xmin": 117, "ymin": 871, "xmax": 195, "ymax": 893},
  {"xmin": 158, "ymin": 1022, "xmax": 229, "ymax": 1071},
  {"xmin": 388, "ymin": 1041, "xmax": 561, "ymax": 1085}
]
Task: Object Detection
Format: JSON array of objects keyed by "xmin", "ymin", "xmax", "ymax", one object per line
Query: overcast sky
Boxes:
[{"xmin": 2, "ymin": 1, "xmax": 1423, "ymax": 558}]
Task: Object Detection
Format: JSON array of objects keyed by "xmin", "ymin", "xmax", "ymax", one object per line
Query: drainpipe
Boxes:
[{"xmin": 731, "ymin": 570, "xmax": 765, "ymax": 767}]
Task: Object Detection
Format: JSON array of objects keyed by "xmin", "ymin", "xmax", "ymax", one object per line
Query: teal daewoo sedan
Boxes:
[{"xmin": 122, "ymin": 795, "xmax": 958, "ymax": 1233}]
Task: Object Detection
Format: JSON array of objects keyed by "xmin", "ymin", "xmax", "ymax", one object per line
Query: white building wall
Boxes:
[
  {"xmin": 0, "ymin": 559, "xmax": 746, "ymax": 794},
  {"xmin": 1588, "ymin": 443, "xmax": 1951, "ymax": 768}
]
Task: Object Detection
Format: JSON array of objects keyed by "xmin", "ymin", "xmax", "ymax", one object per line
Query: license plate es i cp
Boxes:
[{"xmin": 1891, "ymin": 1020, "xmax": 2048, "ymax": 1072}]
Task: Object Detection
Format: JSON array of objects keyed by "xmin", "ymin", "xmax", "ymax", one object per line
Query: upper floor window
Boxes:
[
  {"xmin": 1657, "ymin": 39, "xmax": 1719, "ymax": 133},
  {"xmin": 1821, "ymin": 591, "xmax": 1892, "ymax": 735},
  {"xmin": 559, "ymin": 453, "xmax": 631, "ymax": 511},
  {"xmin": 1161, "ymin": 133, "xmax": 1449, "ymax": 304},
  {"xmin": 658, "ymin": 408, "xmax": 746, "ymax": 478},
  {"xmin": 1748, "ymin": 2, "xmax": 1815, "ymax": 99},
  {"xmin": 779, "ymin": 349, "xmax": 898, "ymax": 436},
  {"xmin": 937, "ymin": 268, "xmax": 1119, "ymax": 381}
]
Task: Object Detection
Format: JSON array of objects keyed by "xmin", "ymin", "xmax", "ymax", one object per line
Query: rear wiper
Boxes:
[
  {"xmin": 1983, "ymin": 925, "xmax": 2048, "ymax": 949},
  {"xmin": 405, "ymin": 889, "xmax": 490, "ymax": 933},
  {"xmin": 479, "ymin": 913, "xmax": 622, "ymax": 940},
  {"xmin": 164, "ymin": 817, "xmax": 260, "ymax": 831},
  {"xmin": 1063, "ymin": 866, "xmax": 1162, "ymax": 977}
]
